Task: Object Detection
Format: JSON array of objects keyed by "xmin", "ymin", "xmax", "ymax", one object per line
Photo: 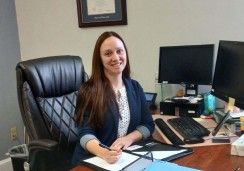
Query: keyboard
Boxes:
[
  {"xmin": 154, "ymin": 118, "xmax": 185, "ymax": 145},
  {"xmin": 168, "ymin": 117, "xmax": 210, "ymax": 139}
]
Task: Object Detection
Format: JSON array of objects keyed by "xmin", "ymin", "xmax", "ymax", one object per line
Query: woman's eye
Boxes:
[
  {"xmin": 117, "ymin": 49, "xmax": 123, "ymax": 54},
  {"xmin": 104, "ymin": 51, "xmax": 112, "ymax": 56}
]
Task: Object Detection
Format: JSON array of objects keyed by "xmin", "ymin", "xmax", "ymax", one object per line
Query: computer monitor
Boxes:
[
  {"xmin": 211, "ymin": 40, "xmax": 244, "ymax": 110},
  {"xmin": 158, "ymin": 44, "xmax": 214, "ymax": 96}
]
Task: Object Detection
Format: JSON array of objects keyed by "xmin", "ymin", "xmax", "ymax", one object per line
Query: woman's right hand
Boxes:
[
  {"xmin": 101, "ymin": 148, "xmax": 122, "ymax": 164},
  {"xmin": 85, "ymin": 139, "xmax": 122, "ymax": 164}
]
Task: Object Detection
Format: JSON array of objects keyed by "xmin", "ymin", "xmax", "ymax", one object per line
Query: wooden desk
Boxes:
[{"xmin": 71, "ymin": 120, "xmax": 244, "ymax": 171}]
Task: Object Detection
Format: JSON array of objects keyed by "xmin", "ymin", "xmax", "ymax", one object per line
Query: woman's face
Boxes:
[{"xmin": 100, "ymin": 36, "xmax": 127, "ymax": 77}]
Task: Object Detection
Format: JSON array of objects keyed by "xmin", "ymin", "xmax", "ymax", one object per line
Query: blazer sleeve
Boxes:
[
  {"xmin": 134, "ymin": 81, "xmax": 155, "ymax": 136},
  {"xmin": 78, "ymin": 111, "xmax": 98, "ymax": 150}
]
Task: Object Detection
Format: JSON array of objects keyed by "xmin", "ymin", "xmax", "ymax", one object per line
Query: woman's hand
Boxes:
[
  {"xmin": 101, "ymin": 147, "xmax": 122, "ymax": 164},
  {"xmin": 111, "ymin": 130, "xmax": 143, "ymax": 150},
  {"xmin": 111, "ymin": 136, "xmax": 134, "ymax": 150},
  {"xmin": 85, "ymin": 139, "xmax": 122, "ymax": 164}
]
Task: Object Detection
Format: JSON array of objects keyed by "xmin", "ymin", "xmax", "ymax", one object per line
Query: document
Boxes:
[
  {"xmin": 83, "ymin": 151, "xmax": 139, "ymax": 171},
  {"xmin": 87, "ymin": 0, "xmax": 115, "ymax": 15}
]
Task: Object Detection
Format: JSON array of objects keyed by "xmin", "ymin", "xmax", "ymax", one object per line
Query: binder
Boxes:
[{"xmin": 130, "ymin": 138, "xmax": 193, "ymax": 161}]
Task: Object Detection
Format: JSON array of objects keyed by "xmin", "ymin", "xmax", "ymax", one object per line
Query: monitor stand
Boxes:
[{"xmin": 185, "ymin": 84, "xmax": 198, "ymax": 96}]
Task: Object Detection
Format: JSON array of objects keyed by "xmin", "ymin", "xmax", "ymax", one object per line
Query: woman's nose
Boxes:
[{"xmin": 112, "ymin": 53, "xmax": 120, "ymax": 61}]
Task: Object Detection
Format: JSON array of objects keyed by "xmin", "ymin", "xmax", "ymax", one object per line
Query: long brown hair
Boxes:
[{"xmin": 75, "ymin": 31, "xmax": 131, "ymax": 128}]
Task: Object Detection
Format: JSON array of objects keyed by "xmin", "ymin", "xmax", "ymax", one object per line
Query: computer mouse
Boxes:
[{"xmin": 183, "ymin": 137, "xmax": 204, "ymax": 144}]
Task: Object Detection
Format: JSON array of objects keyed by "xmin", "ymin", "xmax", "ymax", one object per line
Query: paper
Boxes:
[
  {"xmin": 83, "ymin": 152, "xmax": 139, "ymax": 171},
  {"xmin": 230, "ymin": 111, "xmax": 244, "ymax": 118},
  {"xmin": 133, "ymin": 149, "xmax": 187, "ymax": 160},
  {"xmin": 87, "ymin": 0, "xmax": 115, "ymax": 15}
]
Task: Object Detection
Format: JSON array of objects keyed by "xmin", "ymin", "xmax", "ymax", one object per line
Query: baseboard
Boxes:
[{"xmin": 0, "ymin": 157, "xmax": 13, "ymax": 171}]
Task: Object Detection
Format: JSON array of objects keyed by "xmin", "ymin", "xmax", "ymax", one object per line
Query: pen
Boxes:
[{"xmin": 99, "ymin": 143, "xmax": 112, "ymax": 151}]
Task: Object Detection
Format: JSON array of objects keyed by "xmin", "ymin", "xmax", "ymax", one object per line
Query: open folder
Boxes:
[
  {"xmin": 81, "ymin": 138, "xmax": 193, "ymax": 171},
  {"xmin": 129, "ymin": 138, "xmax": 192, "ymax": 161}
]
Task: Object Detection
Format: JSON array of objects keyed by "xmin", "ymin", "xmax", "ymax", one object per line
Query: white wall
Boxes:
[{"xmin": 15, "ymin": 0, "xmax": 244, "ymax": 103}]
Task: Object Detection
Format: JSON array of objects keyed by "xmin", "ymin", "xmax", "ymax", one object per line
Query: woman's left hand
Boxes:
[{"xmin": 111, "ymin": 136, "xmax": 133, "ymax": 150}]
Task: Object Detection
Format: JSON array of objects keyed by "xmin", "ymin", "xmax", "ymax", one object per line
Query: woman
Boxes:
[{"xmin": 72, "ymin": 31, "xmax": 155, "ymax": 165}]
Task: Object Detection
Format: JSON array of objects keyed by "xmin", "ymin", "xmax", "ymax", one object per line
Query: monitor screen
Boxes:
[
  {"xmin": 158, "ymin": 44, "xmax": 214, "ymax": 85},
  {"xmin": 211, "ymin": 40, "xmax": 244, "ymax": 109}
]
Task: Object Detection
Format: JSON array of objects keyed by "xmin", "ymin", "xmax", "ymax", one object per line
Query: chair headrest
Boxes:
[{"xmin": 17, "ymin": 55, "xmax": 85, "ymax": 97}]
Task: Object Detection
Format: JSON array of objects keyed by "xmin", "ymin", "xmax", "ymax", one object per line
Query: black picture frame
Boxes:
[{"xmin": 76, "ymin": 0, "xmax": 127, "ymax": 28}]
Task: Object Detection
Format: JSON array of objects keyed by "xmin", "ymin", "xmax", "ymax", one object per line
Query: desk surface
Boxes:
[{"xmin": 71, "ymin": 116, "xmax": 244, "ymax": 171}]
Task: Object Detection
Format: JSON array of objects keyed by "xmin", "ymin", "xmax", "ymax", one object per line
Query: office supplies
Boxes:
[
  {"xmin": 210, "ymin": 111, "xmax": 231, "ymax": 143},
  {"xmin": 83, "ymin": 151, "xmax": 140, "ymax": 171},
  {"xmin": 212, "ymin": 135, "xmax": 230, "ymax": 143},
  {"xmin": 234, "ymin": 166, "xmax": 241, "ymax": 171},
  {"xmin": 211, "ymin": 111, "xmax": 230, "ymax": 136},
  {"xmin": 171, "ymin": 97, "xmax": 189, "ymax": 104},
  {"xmin": 130, "ymin": 139, "xmax": 192, "ymax": 161},
  {"xmin": 183, "ymin": 137, "xmax": 204, "ymax": 144},
  {"xmin": 99, "ymin": 143, "xmax": 112, "ymax": 151},
  {"xmin": 231, "ymin": 134, "xmax": 244, "ymax": 156},
  {"xmin": 144, "ymin": 160, "xmax": 200, "ymax": 171},
  {"xmin": 154, "ymin": 118, "xmax": 185, "ymax": 145},
  {"xmin": 81, "ymin": 139, "xmax": 192, "ymax": 170},
  {"xmin": 160, "ymin": 99, "xmax": 204, "ymax": 117}
]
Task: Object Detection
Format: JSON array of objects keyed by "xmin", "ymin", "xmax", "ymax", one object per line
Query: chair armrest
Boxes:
[{"xmin": 28, "ymin": 139, "xmax": 58, "ymax": 152}]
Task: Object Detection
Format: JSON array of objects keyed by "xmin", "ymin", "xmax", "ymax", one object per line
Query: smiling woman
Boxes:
[
  {"xmin": 71, "ymin": 31, "xmax": 155, "ymax": 165},
  {"xmin": 76, "ymin": 0, "xmax": 127, "ymax": 27}
]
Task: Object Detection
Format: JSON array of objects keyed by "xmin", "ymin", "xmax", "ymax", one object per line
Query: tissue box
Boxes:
[{"xmin": 231, "ymin": 134, "xmax": 244, "ymax": 156}]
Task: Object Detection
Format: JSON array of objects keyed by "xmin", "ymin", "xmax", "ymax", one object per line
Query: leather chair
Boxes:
[{"xmin": 16, "ymin": 55, "xmax": 87, "ymax": 171}]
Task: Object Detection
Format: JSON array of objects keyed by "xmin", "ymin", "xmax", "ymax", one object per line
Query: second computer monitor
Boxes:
[
  {"xmin": 211, "ymin": 40, "xmax": 244, "ymax": 109},
  {"xmin": 158, "ymin": 44, "xmax": 214, "ymax": 96}
]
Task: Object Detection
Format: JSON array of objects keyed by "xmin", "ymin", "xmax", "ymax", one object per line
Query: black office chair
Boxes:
[{"xmin": 16, "ymin": 55, "xmax": 87, "ymax": 171}]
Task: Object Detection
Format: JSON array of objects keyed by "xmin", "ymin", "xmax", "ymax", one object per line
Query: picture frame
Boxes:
[{"xmin": 76, "ymin": 0, "xmax": 127, "ymax": 28}]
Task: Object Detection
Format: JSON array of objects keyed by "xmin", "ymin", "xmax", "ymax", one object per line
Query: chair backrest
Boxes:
[{"xmin": 16, "ymin": 55, "xmax": 87, "ymax": 147}]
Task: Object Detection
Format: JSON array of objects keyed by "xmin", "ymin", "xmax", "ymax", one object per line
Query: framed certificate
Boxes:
[{"xmin": 77, "ymin": 0, "xmax": 127, "ymax": 28}]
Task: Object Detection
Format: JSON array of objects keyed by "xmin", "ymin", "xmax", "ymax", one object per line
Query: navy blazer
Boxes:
[{"xmin": 71, "ymin": 78, "xmax": 155, "ymax": 165}]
